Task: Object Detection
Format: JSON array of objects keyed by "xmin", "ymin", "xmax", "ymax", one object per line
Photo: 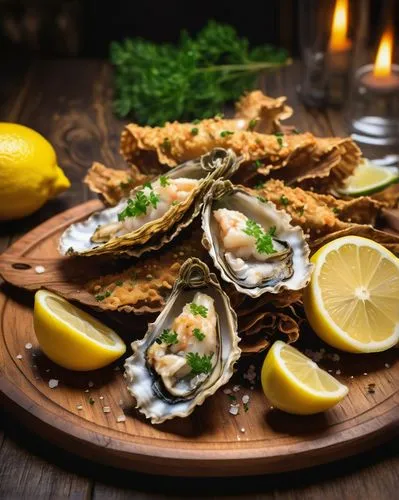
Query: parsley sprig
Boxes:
[
  {"xmin": 159, "ymin": 175, "xmax": 170, "ymax": 187},
  {"xmin": 111, "ymin": 21, "xmax": 290, "ymax": 125},
  {"xmin": 156, "ymin": 329, "xmax": 179, "ymax": 346},
  {"xmin": 193, "ymin": 328, "xmax": 206, "ymax": 341},
  {"xmin": 118, "ymin": 188, "xmax": 160, "ymax": 221},
  {"xmin": 189, "ymin": 303, "xmax": 208, "ymax": 318},
  {"xmin": 243, "ymin": 219, "xmax": 276, "ymax": 255},
  {"xmin": 186, "ymin": 352, "xmax": 214, "ymax": 375}
]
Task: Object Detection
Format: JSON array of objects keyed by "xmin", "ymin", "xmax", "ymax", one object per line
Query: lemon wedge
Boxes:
[
  {"xmin": 336, "ymin": 159, "xmax": 399, "ymax": 197},
  {"xmin": 34, "ymin": 290, "xmax": 126, "ymax": 371},
  {"xmin": 261, "ymin": 341, "xmax": 348, "ymax": 415},
  {"xmin": 303, "ymin": 236, "xmax": 399, "ymax": 353}
]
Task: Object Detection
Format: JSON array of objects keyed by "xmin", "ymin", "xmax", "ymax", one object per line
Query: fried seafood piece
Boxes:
[
  {"xmin": 234, "ymin": 90, "xmax": 293, "ymax": 133},
  {"xmin": 84, "ymin": 162, "xmax": 148, "ymax": 206},
  {"xmin": 255, "ymin": 180, "xmax": 384, "ymax": 238}
]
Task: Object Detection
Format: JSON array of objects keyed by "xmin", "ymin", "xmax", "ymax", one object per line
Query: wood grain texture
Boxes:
[{"xmin": 0, "ymin": 58, "xmax": 398, "ymax": 497}]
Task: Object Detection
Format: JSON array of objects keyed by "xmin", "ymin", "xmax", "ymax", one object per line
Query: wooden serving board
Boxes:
[{"xmin": 0, "ymin": 202, "xmax": 398, "ymax": 476}]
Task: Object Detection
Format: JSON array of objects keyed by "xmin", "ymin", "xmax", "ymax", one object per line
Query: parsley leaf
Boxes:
[
  {"xmin": 332, "ymin": 207, "xmax": 340, "ymax": 214},
  {"xmin": 156, "ymin": 329, "xmax": 179, "ymax": 345},
  {"xmin": 191, "ymin": 127, "xmax": 199, "ymax": 136},
  {"xmin": 115, "ymin": 280, "xmax": 124, "ymax": 286},
  {"xmin": 161, "ymin": 137, "xmax": 171, "ymax": 152},
  {"xmin": 243, "ymin": 219, "xmax": 276, "ymax": 255},
  {"xmin": 280, "ymin": 194, "xmax": 290, "ymax": 206},
  {"xmin": 159, "ymin": 175, "xmax": 170, "ymax": 187},
  {"xmin": 254, "ymin": 159, "xmax": 263, "ymax": 168},
  {"xmin": 220, "ymin": 130, "xmax": 234, "ymax": 138},
  {"xmin": 149, "ymin": 191, "xmax": 160, "ymax": 209},
  {"xmin": 189, "ymin": 303, "xmax": 208, "ymax": 318},
  {"xmin": 186, "ymin": 352, "xmax": 214, "ymax": 375},
  {"xmin": 143, "ymin": 181, "xmax": 152, "ymax": 189},
  {"xmin": 95, "ymin": 290, "xmax": 111, "ymax": 301},
  {"xmin": 254, "ymin": 181, "xmax": 265, "ymax": 190},
  {"xmin": 193, "ymin": 328, "xmax": 206, "ymax": 341},
  {"xmin": 118, "ymin": 188, "xmax": 160, "ymax": 221},
  {"xmin": 296, "ymin": 206, "xmax": 305, "ymax": 216},
  {"xmin": 275, "ymin": 132, "xmax": 284, "ymax": 148},
  {"xmin": 257, "ymin": 195, "xmax": 267, "ymax": 203},
  {"xmin": 248, "ymin": 118, "xmax": 258, "ymax": 131}
]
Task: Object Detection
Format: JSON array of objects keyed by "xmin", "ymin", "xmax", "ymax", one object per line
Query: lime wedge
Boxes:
[{"xmin": 337, "ymin": 159, "xmax": 399, "ymax": 197}]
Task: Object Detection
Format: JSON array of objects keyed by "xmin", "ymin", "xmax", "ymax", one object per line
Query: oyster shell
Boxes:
[
  {"xmin": 201, "ymin": 180, "xmax": 312, "ymax": 297},
  {"xmin": 59, "ymin": 149, "xmax": 240, "ymax": 257},
  {"xmin": 124, "ymin": 258, "xmax": 240, "ymax": 424}
]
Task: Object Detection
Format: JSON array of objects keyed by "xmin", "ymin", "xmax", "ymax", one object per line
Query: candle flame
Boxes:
[
  {"xmin": 374, "ymin": 26, "xmax": 394, "ymax": 78},
  {"xmin": 330, "ymin": 0, "xmax": 349, "ymax": 51}
]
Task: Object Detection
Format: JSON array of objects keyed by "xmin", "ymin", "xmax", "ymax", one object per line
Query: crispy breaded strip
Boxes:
[{"xmin": 234, "ymin": 90, "xmax": 293, "ymax": 133}]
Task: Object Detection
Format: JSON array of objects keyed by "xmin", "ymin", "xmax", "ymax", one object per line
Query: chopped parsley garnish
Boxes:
[
  {"xmin": 161, "ymin": 137, "xmax": 171, "ymax": 152},
  {"xmin": 257, "ymin": 196, "xmax": 267, "ymax": 203},
  {"xmin": 280, "ymin": 194, "xmax": 290, "ymax": 206},
  {"xmin": 243, "ymin": 219, "xmax": 276, "ymax": 255},
  {"xmin": 191, "ymin": 127, "xmax": 199, "ymax": 136},
  {"xmin": 156, "ymin": 329, "xmax": 179, "ymax": 345},
  {"xmin": 159, "ymin": 175, "xmax": 170, "ymax": 187},
  {"xmin": 120, "ymin": 177, "xmax": 133, "ymax": 189},
  {"xmin": 293, "ymin": 128, "xmax": 300, "ymax": 134},
  {"xmin": 220, "ymin": 130, "xmax": 234, "ymax": 138},
  {"xmin": 95, "ymin": 290, "xmax": 111, "ymax": 301},
  {"xmin": 171, "ymin": 200, "xmax": 179, "ymax": 206},
  {"xmin": 254, "ymin": 159, "xmax": 263, "ymax": 168},
  {"xmin": 332, "ymin": 207, "xmax": 340, "ymax": 214},
  {"xmin": 275, "ymin": 132, "xmax": 284, "ymax": 148},
  {"xmin": 228, "ymin": 394, "xmax": 237, "ymax": 402},
  {"xmin": 243, "ymin": 402, "xmax": 249, "ymax": 412},
  {"xmin": 118, "ymin": 188, "xmax": 160, "ymax": 221},
  {"xmin": 254, "ymin": 180, "xmax": 265, "ymax": 190},
  {"xmin": 115, "ymin": 280, "xmax": 124, "ymax": 286},
  {"xmin": 193, "ymin": 328, "xmax": 206, "ymax": 341},
  {"xmin": 367, "ymin": 383, "xmax": 376, "ymax": 394},
  {"xmin": 192, "ymin": 119, "xmax": 200, "ymax": 125},
  {"xmin": 143, "ymin": 181, "xmax": 152, "ymax": 189},
  {"xmin": 89, "ymin": 397, "xmax": 95, "ymax": 405},
  {"xmin": 248, "ymin": 118, "xmax": 258, "ymax": 131},
  {"xmin": 186, "ymin": 352, "xmax": 214, "ymax": 375},
  {"xmin": 296, "ymin": 206, "xmax": 305, "ymax": 216},
  {"xmin": 189, "ymin": 303, "xmax": 208, "ymax": 318},
  {"xmin": 215, "ymin": 112, "xmax": 225, "ymax": 119}
]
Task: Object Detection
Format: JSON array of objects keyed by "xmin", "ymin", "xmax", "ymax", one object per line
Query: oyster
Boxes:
[
  {"xmin": 124, "ymin": 258, "xmax": 240, "ymax": 424},
  {"xmin": 201, "ymin": 180, "xmax": 312, "ymax": 297},
  {"xmin": 59, "ymin": 148, "xmax": 240, "ymax": 257}
]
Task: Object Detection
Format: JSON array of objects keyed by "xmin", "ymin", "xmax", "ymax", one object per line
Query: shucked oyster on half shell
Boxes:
[
  {"xmin": 124, "ymin": 258, "xmax": 240, "ymax": 424},
  {"xmin": 59, "ymin": 148, "xmax": 240, "ymax": 257},
  {"xmin": 201, "ymin": 180, "xmax": 312, "ymax": 298}
]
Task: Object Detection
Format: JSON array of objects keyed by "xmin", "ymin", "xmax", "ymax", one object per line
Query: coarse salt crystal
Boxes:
[
  {"xmin": 385, "ymin": 363, "xmax": 391, "ymax": 368},
  {"xmin": 363, "ymin": 372, "xmax": 368, "ymax": 376},
  {"xmin": 88, "ymin": 381, "xmax": 94, "ymax": 387},
  {"xmin": 103, "ymin": 406, "xmax": 111, "ymax": 413},
  {"xmin": 16, "ymin": 354, "xmax": 23, "ymax": 360},
  {"xmin": 116, "ymin": 415, "xmax": 126, "ymax": 423},
  {"xmin": 233, "ymin": 385, "xmax": 240, "ymax": 392},
  {"xmin": 99, "ymin": 396, "xmax": 104, "ymax": 400},
  {"xmin": 45, "ymin": 369, "xmax": 50, "ymax": 373},
  {"xmin": 84, "ymin": 389, "xmax": 89, "ymax": 393},
  {"xmin": 76, "ymin": 405, "xmax": 83, "ymax": 411},
  {"xmin": 242, "ymin": 394, "xmax": 250, "ymax": 404},
  {"xmin": 25, "ymin": 343, "xmax": 32, "ymax": 350},
  {"xmin": 335, "ymin": 370, "xmax": 341, "ymax": 375},
  {"xmin": 34, "ymin": 265, "xmax": 45, "ymax": 274},
  {"xmin": 119, "ymin": 400, "xmax": 124, "ymax": 406},
  {"xmin": 223, "ymin": 388, "xmax": 232, "ymax": 395},
  {"xmin": 229, "ymin": 406, "xmax": 239, "ymax": 416},
  {"xmin": 240, "ymin": 428, "xmax": 246, "ymax": 433},
  {"xmin": 48, "ymin": 379, "xmax": 59, "ymax": 389}
]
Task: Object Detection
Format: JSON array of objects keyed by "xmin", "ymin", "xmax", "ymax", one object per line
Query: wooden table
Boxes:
[{"xmin": 0, "ymin": 59, "xmax": 398, "ymax": 499}]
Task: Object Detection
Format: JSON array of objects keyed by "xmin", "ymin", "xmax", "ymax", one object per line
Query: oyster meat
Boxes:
[
  {"xmin": 59, "ymin": 148, "xmax": 240, "ymax": 257},
  {"xmin": 124, "ymin": 258, "xmax": 240, "ymax": 423},
  {"xmin": 202, "ymin": 180, "xmax": 312, "ymax": 297}
]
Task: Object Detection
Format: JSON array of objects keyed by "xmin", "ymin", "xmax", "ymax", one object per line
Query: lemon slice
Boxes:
[
  {"xmin": 336, "ymin": 159, "xmax": 399, "ymax": 197},
  {"xmin": 261, "ymin": 341, "xmax": 348, "ymax": 415},
  {"xmin": 34, "ymin": 290, "xmax": 126, "ymax": 371},
  {"xmin": 303, "ymin": 236, "xmax": 399, "ymax": 353}
]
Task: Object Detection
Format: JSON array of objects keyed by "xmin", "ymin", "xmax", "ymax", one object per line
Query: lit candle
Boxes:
[
  {"xmin": 329, "ymin": 0, "xmax": 352, "ymax": 54},
  {"xmin": 361, "ymin": 26, "xmax": 399, "ymax": 92}
]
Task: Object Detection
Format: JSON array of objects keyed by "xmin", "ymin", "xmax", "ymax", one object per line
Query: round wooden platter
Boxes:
[{"xmin": 0, "ymin": 201, "xmax": 398, "ymax": 477}]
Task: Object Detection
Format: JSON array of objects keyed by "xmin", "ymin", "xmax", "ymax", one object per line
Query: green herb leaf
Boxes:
[
  {"xmin": 159, "ymin": 175, "xmax": 170, "ymax": 187},
  {"xmin": 161, "ymin": 138, "xmax": 171, "ymax": 152},
  {"xmin": 115, "ymin": 280, "xmax": 124, "ymax": 286},
  {"xmin": 248, "ymin": 118, "xmax": 258, "ymax": 131},
  {"xmin": 257, "ymin": 196, "xmax": 267, "ymax": 203},
  {"xmin": 186, "ymin": 352, "xmax": 214, "ymax": 375},
  {"xmin": 243, "ymin": 402, "xmax": 249, "ymax": 412},
  {"xmin": 156, "ymin": 329, "xmax": 179, "ymax": 346},
  {"xmin": 193, "ymin": 328, "xmax": 206, "ymax": 341},
  {"xmin": 332, "ymin": 207, "xmax": 340, "ymax": 214},
  {"xmin": 143, "ymin": 181, "xmax": 152, "ymax": 190},
  {"xmin": 149, "ymin": 191, "xmax": 160, "ymax": 209},
  {"xmin": 192, "ymin": 119, "xmax": 201, "ymax": 125},
  {"xmin": 275, "ymin": 132, "xmax": 284, "ymax": 148},
  {"xmin": 254, "ymin": 159, "xmax": 263, "ymax": 168},
  {"xmin": 191, "ymin": 127, "xmax": 199, "ymax": 136},
  {"xmin": 293, "ymin": 128, "xmax": 300, "ymax": 134},
  {"xmin": 220, "ymin": 130, "xmax": 234, "ymax": 138},
  {"xmin": 95, "ymin": 290, "xmax": 112, "ymax": 301},
  {"xmin": 280, "ymin": 194, "xmax": 290, "ymax": 206},
  {"xmin": 254, "ymin": 181, "xmax": 265, "ymax": 190},
  {"xmin": 89, "ymin": 397, "xmax": 95, "ymax": 405},
  {"xmin": 243, "ymin": 219, "xmax": 276, "ymax": 255},
  {"xmin": 296, "ymin": 206, "xmax": 305, "ymax": 216},
  {"xmin": 189, "ymin": 303, "xmax": 208, "ymax": 318},
  {"xmin": 228, "ymin": 394, "xmax": 237, "ymax": 402}
]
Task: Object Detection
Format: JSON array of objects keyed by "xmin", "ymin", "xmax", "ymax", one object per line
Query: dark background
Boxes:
[{"xmin": 1, "ymin": 0, "xmax": 398, "ymax": 58}]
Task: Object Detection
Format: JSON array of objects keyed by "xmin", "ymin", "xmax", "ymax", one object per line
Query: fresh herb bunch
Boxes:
[
  {"xmin": 110, "ymin": 21, "xmax": 290, "ymax": 125},
  {"xmin": 243, "ymin": 219, "xmax": 276, "ymax": 255}
]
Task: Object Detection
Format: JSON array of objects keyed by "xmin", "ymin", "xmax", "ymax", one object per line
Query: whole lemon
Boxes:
[{"xmin": 0, "ymin": 123, "xmax": 70, "ymax": 220}]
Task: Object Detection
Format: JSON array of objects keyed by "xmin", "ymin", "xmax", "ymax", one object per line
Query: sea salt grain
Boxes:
[
  {"xmin": 25, "ymin": 343, "xmax": 32, "ymax": 350},
  {"xmin": 242, "ymin": 394, "xmax": 250, "ymax": 404},
  {"xmin": 116, "ymin": 415, "xmax": 126, "ymax": 423},
  {"xmin": 34, "ymin": 265, "xmax": 45, "ymax": 274},
  {"xmin": 48, "ymin": 379, "xmax": 59, "ymax": 389},
  {"xmin": 103, "ymin": 406, "xmax": 111, "ymax": 413},
  {"xmin": 233, "ymin": 385, "xmax": 241, "ymax": 392},
  {"xmin": 76, "ymin": 405, "xmax": 83, "ymax": 411},
  {"xmin": 99, "ymin": 396, "xmax": 104, "ymax": 400},
  {"xmin": 16, "ymin": 354, "xmax": 23, "ymax": 360},
  {"xmin": 229, "ymin": 406, "xmax": 239, "ymax": 416},
  {"xmin": 240, "ymin": 428, "xmax": 246, "ymax": 433},
  {"xmin": 335, "ymin": 370, "xmax": 341, "ymax": 375},
  {"xmin": 88, "ymin": 381, "xmax": 94, "ymax": 388},
  {"xmin": 223, "ymin": 388, "xmax": 232, "ymax": 395},
  {"xmin": 385, "ymin": 363, "xmax": 391, "ymax": 369}
]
